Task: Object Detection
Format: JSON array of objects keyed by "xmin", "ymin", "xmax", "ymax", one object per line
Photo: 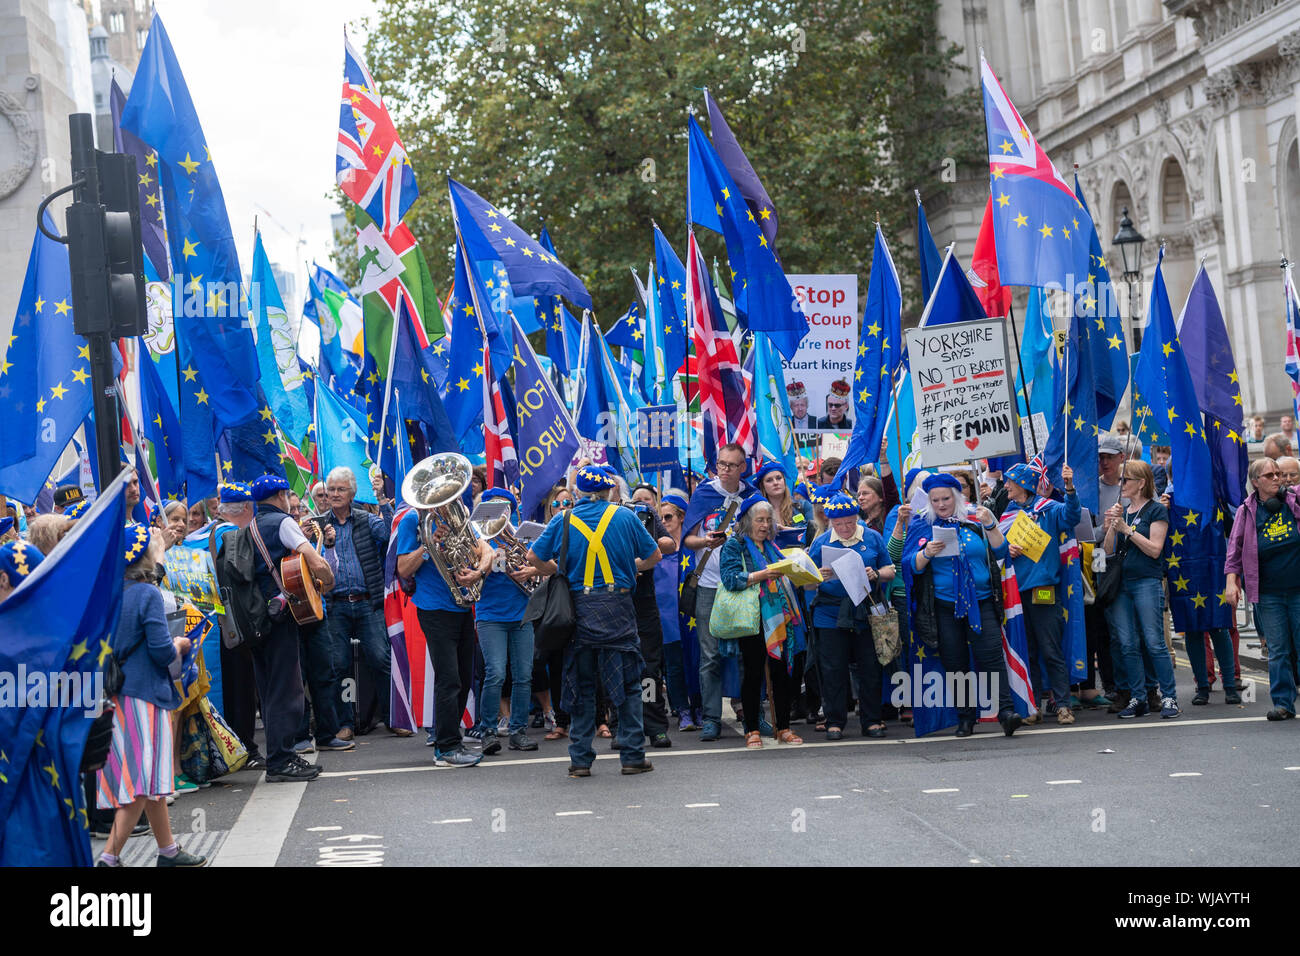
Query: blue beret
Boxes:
[
  {"xmin": 661, "ymin": 492, "xmax": 688, "ymax": 513},
  {"xmin": 575, "ymin": 466, "xmax": 617, "ymax": 494},
  {"xmin": 903, "ymin": 468, "xmax": 924, "ymax": 495},
  {"xmin": 922, "ymin": 472, "xmax": 964, "ymax": 495},
  {"xmin": 0, "ymin": 539, "xmax": 43, "ymax": 585},
  {"xmin": 754, "ymin": 461, "xmax": 787, "ymax": 486},
  {"xmin": 250, "ymin": 474, "xmax": 290, "ymax": 501},
  {"xmin": 123, "ymin": 523, "xmax": 151, "ymax": 566},
  {"xmin": 480, "ymin": 487, "xmax": 518, "ymax": 509},
  {"xmin": 65, "ymin": 499, "xmax": 92, "ymax": 520},
  {"xmin": 219, "ymin": 481, "xmax": 252, "ymax": 503},
  {"xmin": 1004, "ymin": 463, "xmax": 1041, "ymax": 490},
  {"xmin": 737, "ymin": 492, "xmax": 768, "ymax": 517},
  {"xmin": 823, "ymin": 493, "xmax": 859, "ymax": 518},
  {"xmin": 794, "ymin": 482, "xmax": 811, "ymax": 500}
]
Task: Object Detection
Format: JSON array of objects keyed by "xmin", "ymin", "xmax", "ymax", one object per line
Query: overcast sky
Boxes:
[{"xmin": 150, "ymin": 0, "xmax": 379, "ymax": 312}]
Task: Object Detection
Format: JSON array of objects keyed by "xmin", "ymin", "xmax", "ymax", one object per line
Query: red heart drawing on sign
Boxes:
[{"xmin": 964, "ymin": 437, "xmax": 980, "ymax": 451}]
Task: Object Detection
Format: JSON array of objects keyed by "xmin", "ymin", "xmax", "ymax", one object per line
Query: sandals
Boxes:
[
  {"xmin": 775, "ymin": 729, "xmax": 803, "ymax": 745},
  {"xmin": 745, "ymin": 731, "xmax": 763, "ymax": 749},
  {"xmin": 596, "ymin": 724, "xmax": 612, "ymax": 738},
  {"xmin": 544, "ymin": 727, "xmax": 568, "ymax": 740}
]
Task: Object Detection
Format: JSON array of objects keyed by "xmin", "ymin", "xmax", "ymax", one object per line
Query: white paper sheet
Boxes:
[
  {"xmin": 831, "ymin": 552, "xmax": 870, "ymax": 606},
  {"xmin": 818, "ymin": 545, "xmax": 853, "ymax": 570},
  {"xmin": 930, "ymin": 525, "xmax": 960, "ymax": 557}
]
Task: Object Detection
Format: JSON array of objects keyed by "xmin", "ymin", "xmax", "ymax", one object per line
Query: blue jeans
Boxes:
[
  {"xmin": 566, "ymin": 646, "xmax": 645, "ymax": 768},
  {"xmin": 297, "ymin": 620, "xmax": 340, "ymax": 743},
  {"xmin": 695, "ymin": 587, "xmax": 724, "ymax": 723},
  {"xmin": 475, "ymin": 620, "xmax": 535, "ymax": 735},
  {"xmin": 327, "ymin": 601, "xmax": 390, "ymax": 729},
  {"xmin": 1253, "ymin": 591, "xmax": 1300, "ymax": 712},
  {"xmin": 1186, "ymin": 629, "xmax": 1237, "ymax": 695},
  {"xmin": 1105, "ymin": 576, "xmax": 1176, "ymax": 701}
]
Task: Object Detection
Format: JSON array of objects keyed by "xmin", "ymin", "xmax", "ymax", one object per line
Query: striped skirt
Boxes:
[{"xmin": 96, "ymin": 695, "xmax": 174, "ymax": 809}]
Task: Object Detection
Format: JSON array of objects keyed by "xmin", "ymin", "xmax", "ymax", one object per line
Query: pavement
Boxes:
[{"xmin": 92, "ymin": 643, "xmax": 1300, "ymax": 867}]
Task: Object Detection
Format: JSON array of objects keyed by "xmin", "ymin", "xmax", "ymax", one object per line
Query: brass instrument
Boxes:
[
  {"xmin": 401, "ymin": 453, "xmax": 483, "ymax": 608},
  {"xmin": 470, "ymin": 501, "xmax": 541, "ymax": 596}
]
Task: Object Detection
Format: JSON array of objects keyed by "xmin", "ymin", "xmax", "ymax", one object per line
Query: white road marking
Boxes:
[
  {"xmin": 434, "ymin": 818, "xmax": 473, "ymax": 824},
  {"xmin": 816, "ymin": 795, "xmax": 842, "ymax": 800},
  {"xmin": 306, "ymin": 826, "xmax": 342, "ymax": 832},
  {"xmin": 555, "ymin": 810, "xmax": 592, "ymax": 817},
  {"xmin": 1285, "ymin": 767, "xmax": 1300, "ymax": 771},
  {"xmin": 685, "ymin": 802, "xmax": 720, "ymax": 808},
  {"xmin": 1169, "ymin": 772, "xmax": 1202, "ymax": 777},
  {"xmin": 213, "ymin": 755, "xmax": 317, "ymax": 867},
  {"xmin": 922, "ymin": 788, "xmax": 959, "ymax": 793},
  {"xmin": 1046, "ymin": 779, "xmax": 1081, "ymax": 785},
  {"xmin": 1011, "ymin": 794, "xmax": 1029, "ymax": 798}
]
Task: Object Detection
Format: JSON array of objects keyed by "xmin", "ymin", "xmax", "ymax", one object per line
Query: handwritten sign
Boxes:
[
  {"xmin": 1005, "ymin": 510, "xmax": 1051, "ymax": 563},
  {"xmin": 905, "ymin": 318, "xmax": 1019, "ymax": 467}
]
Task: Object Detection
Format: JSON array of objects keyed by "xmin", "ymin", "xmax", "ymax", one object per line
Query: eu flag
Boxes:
[
  {"xmin": 1178, "ymin": 263, "xmax": 1247, "ymax": 512},
  {"xmin": 982, "ymin": 56, "xmax": 1091, "ymax": 289},
  {"xmin": 704, "ymin": 91, "xmax": 779, "ymax": 251},
  {"xmin": 1129, "ymin": 352, "xmax": 1168, "ymax": 449},
  {"xmin": 1073, "ymin": 178, "xmax": 1129, "ymax": 429},
  {"xmin": 916, "ymin": 192, "xmax": 944, "ymax": 302},
  {"xmin": 1133, "ymin": 249, "xmax": 1215, "ymax": 520},
  {"xmin": 0, "ymin": 216, "xmax": 94, "ymax": 503},
  {"xmin": 137, "ymin": 336, "xmax": 185, "ymax": 502},
  {"xmin": 653, "ymin": 223, "xmax": 689, "ymax": 378},
  {"xmin": 386, "ymin": 293, "xmax": 457, "ymax": 455},
  {"xmin": 1165, "ymin": 504, "xmax": 1233, "ymax": 632},
  {"xmin": 687, "ymin": 117, "xmax": 807, "ymax": 360},
  {"xmin": 441, "ymin": 234, "xmax": 490, "ymax": 449},
  {"xmin": 538, "ymin": 224, "xmax": 575, "ymax": 376},
  {"xmin": 0, "ymin": 471, "xmax": 127, "ymax": 866},
  {"xmin": 1042, "ymin": 310, "xmax": 1101, "ymax": 514},
  {"xmin": 110, "ymin": 78, "xmax": 168, "ymax": 282}
]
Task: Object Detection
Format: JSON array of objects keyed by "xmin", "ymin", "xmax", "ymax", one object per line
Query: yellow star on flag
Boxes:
[{"xmin": 178, "ymin": 152, "xmax": 200, "ymax": 175}]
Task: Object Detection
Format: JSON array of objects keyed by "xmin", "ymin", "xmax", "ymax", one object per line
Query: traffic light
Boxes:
[{"xmin": 97, "ymin": 150, "xmax": 147, "ymax": 339}]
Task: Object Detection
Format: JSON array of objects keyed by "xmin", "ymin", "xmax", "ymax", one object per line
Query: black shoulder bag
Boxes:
[
  {"xmin": 1094, "ymin": 507, "xmax": 1137, "ymax": 606},
  {"xmin": 523, "ymin": 513, "xmax": 576, "ymax": 652}
]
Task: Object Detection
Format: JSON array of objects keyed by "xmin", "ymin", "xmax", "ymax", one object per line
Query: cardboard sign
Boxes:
[
  {"xmin": 906, "ymin": 318, "xmax": 1020, "ymax": 467},
  {"xmin": 785, "ymin": 274, "xmax": 858, "ymax": 434},
  {"xmin": 1005, "ymin": 510, "xmax": 1051, "ymax": 563},
  {"xmin": 636, "ymin": 404, "xmax": 678, "ymax": 471}
]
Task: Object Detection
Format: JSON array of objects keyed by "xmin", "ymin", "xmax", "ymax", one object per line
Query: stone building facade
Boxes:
[{"xmin": 930, "ymin": 0, "xmax": 1300, "ymax": 422}]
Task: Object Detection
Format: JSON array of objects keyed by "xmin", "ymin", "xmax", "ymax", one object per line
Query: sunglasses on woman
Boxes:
[{"xmin": 552, "ymin": 499, "xmax": 574, "ymax": 509}]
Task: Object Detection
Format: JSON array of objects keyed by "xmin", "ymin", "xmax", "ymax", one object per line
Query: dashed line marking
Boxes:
[
  {"xmin": 1011, "ymin": 794, "xmax": 1029, "ymax": 798},
  {"xmin": 1046, "ymin": 779, "xmax": 1082, "ymax": 785},
  {"xmin": 434, "ymin": 818, "xmax": 472, "ymax": 824},
  {"xmin": 685, "ymin": 802, "xmax": 720, "ymax": 808},
  {"xmin": 1169, "ymin": 772, "xmax": 1202, "ymax": 777},
  {"xmin": 816, "ymin": 795, "xmax": 842, "ymax": 800},
  {"xmin": 306, "ymin": 826, "xmax": 342, "ymax": 832},
  {"xmin": 555, "ymin": 810, "xmax": 593, "ymax": 817},
  {"xmin": 922, "ymin": 788, "xmax": 959, "ymax": 794}
]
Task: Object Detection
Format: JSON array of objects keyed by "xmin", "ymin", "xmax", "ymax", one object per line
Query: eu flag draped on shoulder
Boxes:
[
  {"xmin": 0, "ymin": 471, "xmax": 128, "ymax": 866},
  {"xmin": 0, "ymin": 215, "xmax": 94, "ymax": 503},
  {"xmin": 834, "ymin": 224, "xmax": 902, "ymax": 484},
  {"xmin": 1167, "ymin": 263, "xmax": 1243, "ymax": 632}
]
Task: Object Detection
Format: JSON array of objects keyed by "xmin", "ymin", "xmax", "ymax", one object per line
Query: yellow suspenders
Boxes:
[{"xmin": 568, "ymin": 505, "xmax": 619, "ymax": 587}]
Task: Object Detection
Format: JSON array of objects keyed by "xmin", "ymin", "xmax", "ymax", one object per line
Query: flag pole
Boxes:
[
  {"xmin": 1007, "ymin": 299, "xmax": 1039, "ymax": 457},
  {"xmin": 1062, "ymin": 333, "xmax": 1070, "ymax": 467}
]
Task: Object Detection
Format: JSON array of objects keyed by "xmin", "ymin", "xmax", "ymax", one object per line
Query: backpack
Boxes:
[{"xmin": 212, "ymin": 524, "xmax": 275, "ymax": 649}]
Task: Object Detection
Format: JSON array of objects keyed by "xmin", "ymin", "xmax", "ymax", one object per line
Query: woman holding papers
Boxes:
[
  {"xmin": 718, "ymin": 495, "xmax": 808, "ymax": 749},
  {"xmin": 1002, "ymin": 462, "xmax": 1080, "ymax": 726},
  {"xmin": 902, "ymin": 473, "xmax": 1022, "ymax": 738},
  {"xmin": 806, "ymin": 494, "xmax": 895, "ymax": 739}
]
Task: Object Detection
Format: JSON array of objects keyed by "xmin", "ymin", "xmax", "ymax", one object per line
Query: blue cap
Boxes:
[
  {"xmin": 575, "ymin": 465, "xmax": 618, "ymax": 494},
  {"xmin": 65, "ymin": 499, "xmax": 92, "ymax": 520},
  {"xmin": 250, "ymin": 474, "xmax": 291, "ymax": 501},
  {"xmin": 661, "ymin": 492, "xmax": 688, "ymax": 513},
  {"xmin": 754, "ymin": 461, "xmax": 787, "ymax": 486},
  {"xmin": 738, "ymin": 492, "xmax": 769, "ymax": 518},
  {"xmin": 903, "ymin": 468, "xmax": 924, "ymax": 495},
  {"xmin": 921, "ymin": 472, "xmax": 963, "ymax": 495},
  {"xmin": 0, "ymin": 539, "xmax": 43, "ymax": 585},
  {"xmin": 823, "ymin": 493, "xmax": 859, "ymax": 518},
  {"xmin": 1004, "ymin": 462, "xmax": 1041, "ymax": 491},
  {"xmin": 219, "ymin": 481, "xmax": 253, "ymax": 503},
  {"xmin": 480, "ymin": 487, "xmax": 518, "ymax": 509},
  {"xmin": 124, "ymin": 523, "xmax": 152, "ymax": 566}
]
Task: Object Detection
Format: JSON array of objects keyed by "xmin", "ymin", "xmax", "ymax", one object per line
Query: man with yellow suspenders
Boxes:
[{"xmin": 528, "ymin": 466, "xmax": 663, "ymax": 777}]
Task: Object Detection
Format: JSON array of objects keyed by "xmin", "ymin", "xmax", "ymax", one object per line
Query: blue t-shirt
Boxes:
[
  {"xmin": 807, "ymin": 524, "xmax": 891, "ymax": 628},
  {"xmin": 395, "ymin": 509, "xmax": 468, "ymax": 613},
  {"xmin": 530, "ymin": 500, "xmax": 658, "ymax": 591},
  {"xmin": 917, "ymin": 522, "xmax": 1008, "ymax": 602},
  {"xmin": 475, "ymin": 532, "xmax": 531, "ymax": 622}
]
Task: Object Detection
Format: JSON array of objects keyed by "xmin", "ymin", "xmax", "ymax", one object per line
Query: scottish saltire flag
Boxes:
[
  {"xmin": 137, "ymin": 336, "xmax": 184, "ymax": 501},
  {"xmin": 687, "ymin": 228, "xmax": 748, "ymax": 463},
  {"xmin": 1178, "ymin": 264, "xmax": 1247, "ymax": 512},
  {"xmin": 916, "ymin": 191, "xmax": 944, "ymax": 302},
  {"xmin": 0, "ymin": 471, "xmax": 127, "ymax": 866},
  {"xmin": 968, "ymin": 196, "xmax": 1012, "ymax": 318},
  {"xmin": 482, "ymin": 343, "xmax": 518, "ymax": 492},
  {"xmin": 687, "ymin": 117, "xmax": 807, "ymax": 360},
  {"xmin": 316, "ymin": 378, "xmax": 377, "ymax": 505},
  {"xmin": 337, "ymin": 33, "xmax": 418, "ymax": 235},
  {"xmin": 752, "ymin": 331, "xmax": 797, "ymax": 479},
  {"xmin": 110, "ymin": 78, "xmax": 168, "ymax": 282},
  {"xmin": 1165, "ymin": 502, "xmax": 1233, "ymax": 632},
  {"xmin": 982, "ymin": 56, "xmax": 1091, "ymax": 289},
  {"xmin": 250, "ymin": 234, "xmax": 312, "ymax": 445},
  {"xmin": 704, "ymin": 91, "xmax": 779, "ymax": 250},
  {"xmin": 448, "ymin": 177, "xmax": 591, "ymax": 309},
  {"xmin": 1041, "ymin": 311, "xmax": 1101, "ymax": 514},
  {"xmin": 1134, "ymin": 249, "xmax": 1215, "ymax": 519},
  {"xmin": 835, "ymin": 225, "xmax": 902, "ymax": 483},
  {"xmin": 653, "ymin": 224, "xmax": 689, "ymax": 378},
  {"xmin": 511, "ymin": 314, "xmax": 580, "ymax": 520},
  {"xmin": 1285, "ymin": 263, "xmax": 1300, "ymax": 421},
  {"xmin": 0, "ymin": 216, "xmax": 94, "ymax": 502},
  {"xmin": 122, "ymin": 16, "xmax": 262, "ymax": 431},
  {"xmin": 1074, "ymin": 178, "xmax": 1128, "ymax": 429}
]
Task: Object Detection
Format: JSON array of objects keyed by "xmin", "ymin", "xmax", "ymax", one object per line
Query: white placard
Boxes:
[
  {"xmin": 785, "ymin": 274, "xmax": 858, "ymax": 436},
  {"xmin": 906, "ymin": 318, "xmax": 1019, "ymax": 467},
  {"xmin": 1020, "ymin": 411, "xmax": 1048, "ymax": 459}
]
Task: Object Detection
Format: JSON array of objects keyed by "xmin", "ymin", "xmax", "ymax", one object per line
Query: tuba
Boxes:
[
  {"xmin": 470, "ymin": 501, "xmax": 541, "ymax": 596},
  {"xmin": 401, "ymin": 453, "xmax": 482, "ymax": 608}
]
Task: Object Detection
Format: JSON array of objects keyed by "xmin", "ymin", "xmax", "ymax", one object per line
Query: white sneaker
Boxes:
[{"xmin": 497, "ymin": 714, "xmax": 510, "ymax": 735}]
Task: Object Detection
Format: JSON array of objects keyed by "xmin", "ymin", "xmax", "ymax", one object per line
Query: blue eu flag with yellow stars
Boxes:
[
  {"xmin": 0, "ymin": 215, "xmax": 94, "ymax": 503},
  {"xmin": 1073, "ymin": 177, "xmax": 1129, "ymax": 430},
  {"xmin": 441, "ymin": 232, "xmax": 490, "ymax": 452},
  {"xmin": 1134, "ymin": 249, "xmax": 1215, "ymax": 521},
  {"xmin": 137, "ymin": 336, "xmax": 185, "ymax": 502},
  {"xmin": 653, "ymin": 224, "xmax": 689, "ymax": 380},
  {"xmin": 0, "ymin": 471, "xmax": 127, "ymax": 866},
  {"xmin": 538, "ymin": 224, "xmax": 580, "ymax": 377}
]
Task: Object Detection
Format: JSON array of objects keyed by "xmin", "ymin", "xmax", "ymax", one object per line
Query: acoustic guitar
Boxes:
[{"xmin": 280, "ymin": 553, "xmax": 324, "ymax": 625}]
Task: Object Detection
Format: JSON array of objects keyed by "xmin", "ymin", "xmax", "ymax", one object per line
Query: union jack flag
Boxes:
[
  {"xmin": 337, "ymin": 34, "xmax": 419, "ymax": 237},
  {"xmin": 482, "ymin": 342, "xmax": 518, "ymax": 492},
  {"xmin": 687, "ymin": 228, "xmax": 747, "ymax": 459},
  {"xmin": 1285, "ymin": 262, "xmax": 1300, "ymax": 422}
]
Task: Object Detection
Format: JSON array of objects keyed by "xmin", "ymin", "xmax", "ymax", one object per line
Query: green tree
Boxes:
[{"xmin": 362, "ymin": 0, "xmax": 981, "ymax": 326}]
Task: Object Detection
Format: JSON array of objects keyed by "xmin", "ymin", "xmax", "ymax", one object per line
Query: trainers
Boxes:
[
  {"xmin": 317, "ymin": 737, "xmax": 355, "ymax": 751},
  {"xmin": 698, "ymin": 720, "xmax": 721, "ymax": 742},
  {"xmin": 463, "ymin": 727, "xmax": 483, "ymax": 741},
  {"xmin": 425, "ymin": 729, "xmax": 437, "ymax": 746},
  {"xmin": 508, "ymin": 730, "xmax": 538, "ymax": 751},
  {"xmin": 1022, "ymin": 711, "xmax": 1042, "ymax": 725},
  {"xmin": 244, "ymin": 753, "xmax": 266, "ymax": 771},
  {"xmin": 292, "ymin": 739, "xmax": 315, "ymax": 755},
  {"xmin": 497, "ymin": 715, "xmax": 510, "ymax": 735},
  {"xmin": 1192, "ymin": 690, "xmax": 1209, "ymax": 705},
  {"xmin": 266, "ymin": 761, "xmax": 321, "ymax": 782},
  {"xmin": 678, "ymin": 712, "xmax": 700, "ymax": 732},
  {"xmin": 1160, "ymin": 696, "xmax": 1181, "ymax": 719},
  {"xmin": 480, "ymin": 732, "xmax": 502, "ymax": 756},
  {"xmin": 649, "ymin": 732, "xmax": 673, "ymax": 748},
  {"xmin": 1117, "ymin": 697, "xmax": 1149, "ymax": 719},
  {"xmin": 1083, "ymin": 694, "xmax": 1112, "ymax": 710},
  {"xmin": 1266, "ymin": 708, "xmax": 1296, "ymax": 721},
  {"xmin": 1057, "ymin": 707, "xmax": 1075, "ymax": 725},
  {"xmin": 435, "ymin": 746, "xmax": 482, "ymax": 767},
  {"xmin": 157, "ymin": 847, "xmax": 208, "ymax": 867},
  {"xmin": 1224, "ymin": 690, "xmax": 1243, "ymax": 705},
  {"xmin": 172, "ymin": 774, "xmax": 199, "ymax": 794}
]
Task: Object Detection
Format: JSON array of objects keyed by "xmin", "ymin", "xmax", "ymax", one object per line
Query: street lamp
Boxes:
[{"xmin": 1112, "ymin": 206, "xmax": 1146, "ymax": 349}]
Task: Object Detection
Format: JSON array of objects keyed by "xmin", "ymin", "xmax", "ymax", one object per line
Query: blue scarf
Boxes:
[{"xmin": 902, "ymin": 513, "xmax": 986, "ymax": 635}]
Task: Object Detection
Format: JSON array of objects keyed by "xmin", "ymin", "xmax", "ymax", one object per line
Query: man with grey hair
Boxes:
[
  {"xmin": 320, "ymin": 466, "xmax": 402, "ymax": 739},
  {"xmin": 1277, "ymin": 456, "xmax": 1300, "ymax": 488},
  {"xmin": 1264, "ymin": 432, "xmax": 1293, "ymax": 461}
]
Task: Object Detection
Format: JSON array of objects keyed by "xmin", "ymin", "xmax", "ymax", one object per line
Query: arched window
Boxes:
[
  {"xmin": 109, "ymin": 11, "xmax": 124, "ymax": 33},
  {"xmin": 1161, "ymin": 159, "xmax": 1189, "ymax": 226},
  {"xmin": 1110, "ymin": 180, "xmax": 1134, "ymax": 240}
]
